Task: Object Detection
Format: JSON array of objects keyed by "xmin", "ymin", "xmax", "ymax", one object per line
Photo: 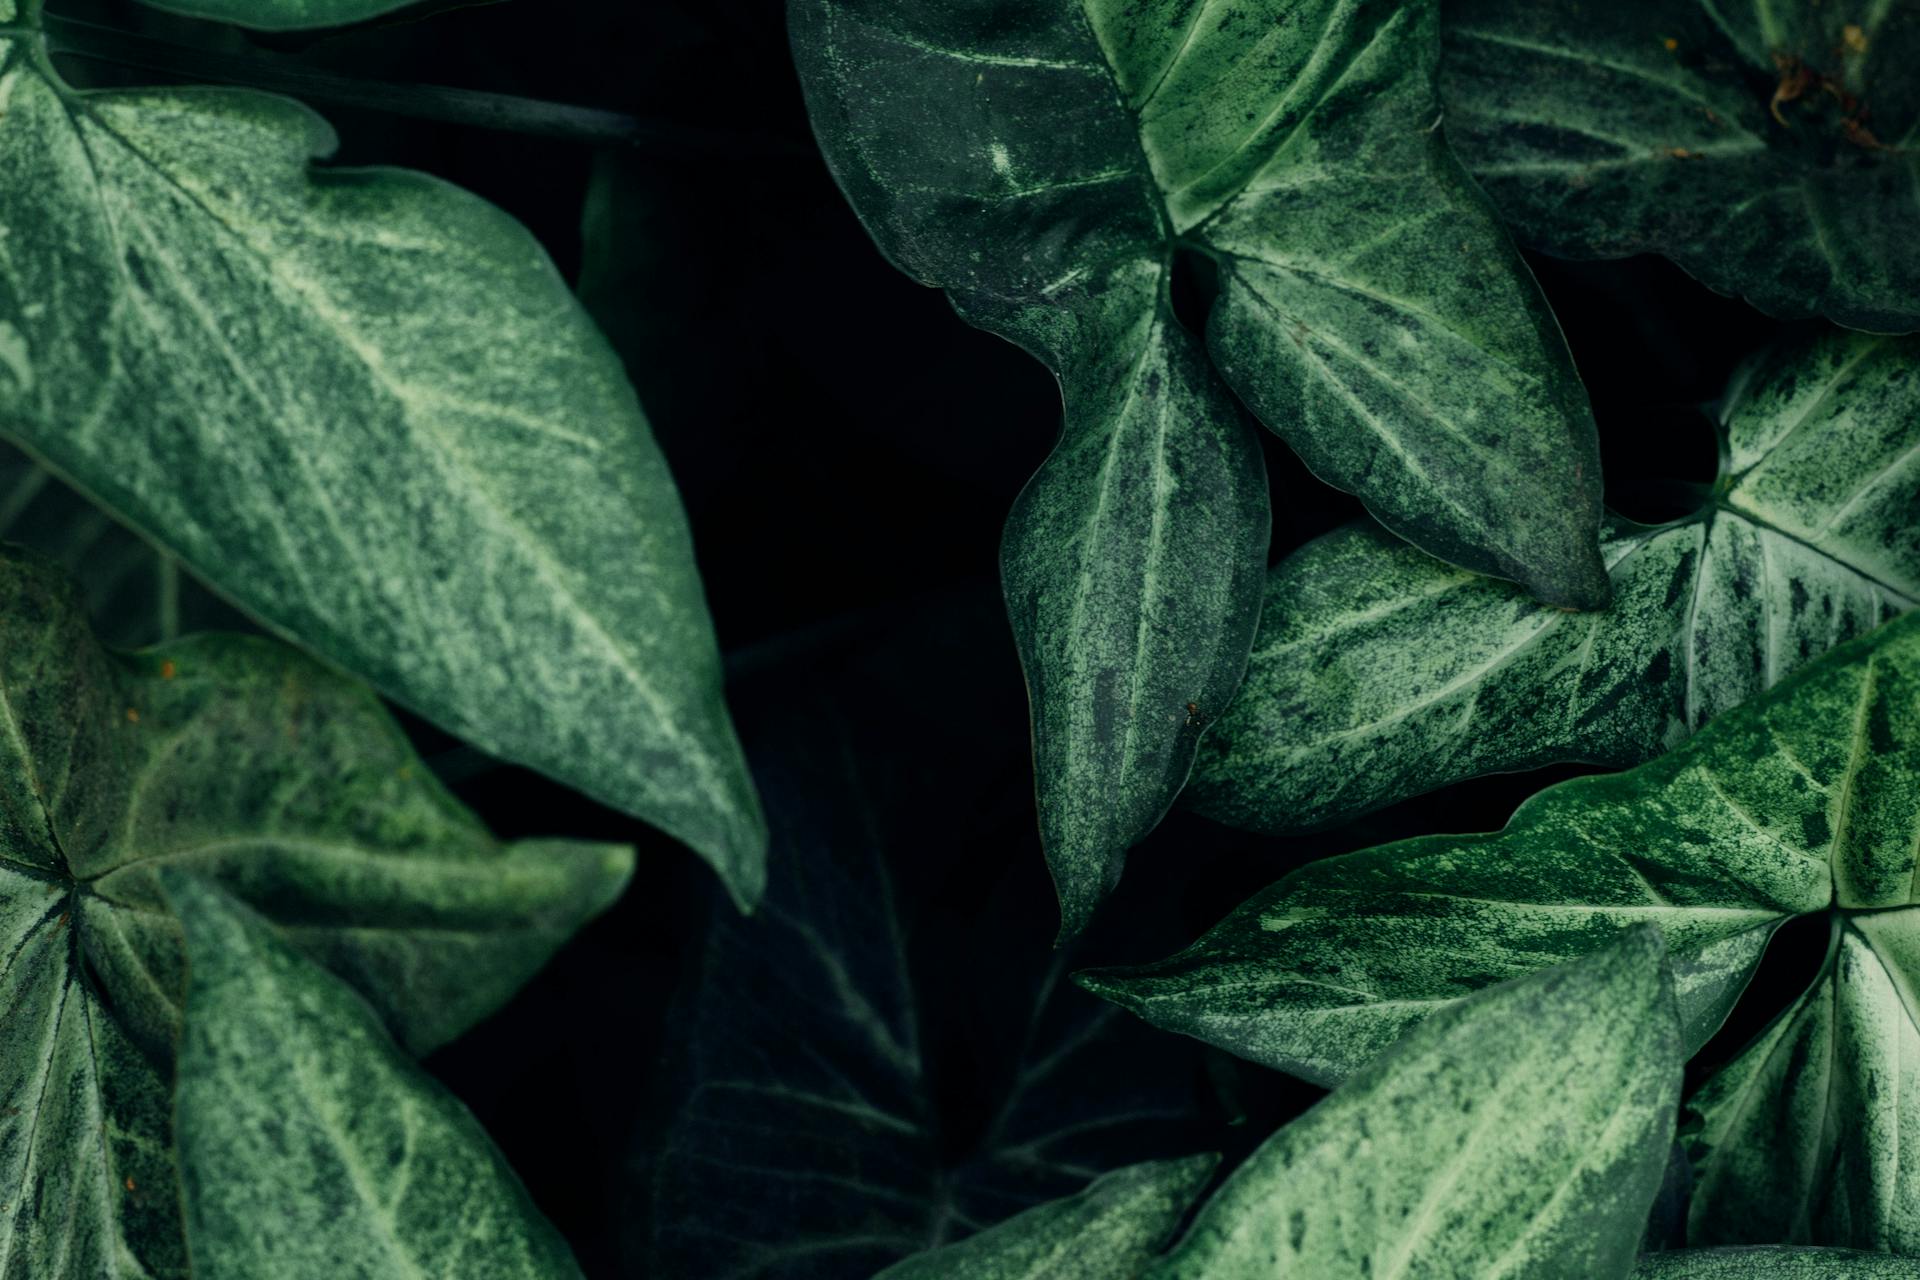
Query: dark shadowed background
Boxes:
[{"xmin": 44, "ymin": 0, "xmax": 1815, "ymax": 1274}]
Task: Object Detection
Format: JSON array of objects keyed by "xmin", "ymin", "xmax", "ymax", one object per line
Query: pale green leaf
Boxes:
[
  {"xmin": 1083, "ymin": 610, "xmax": 1920, "ymax": 1082},
  {"xmin": 874, "ymin": 1157, "xmax": 1218, "ymax": 1280},
  {"xmin": 1441, "ymin": 0, "xmax": 1920, "ymax": 333},
  {"xmin": 1143, "ymin": 927, "xmax": 1682, "ymax": 1279},
  {"xmin": 1688, "ymin": 911, "xmax": 1920, "ymax": 1252},
  {"xmin": 0, "ymin": 23, "xmax": 765, "ymax": 905},
  {"xmin": 792, "ymin": 0, "xmax": 1605, "ymax": 930},
  {"xmin": 1632, "ymin": 1248, "xmax": 1920, "ymax": 1278},
  {"xmin": 0, "ymin": 546, "xmax": 631, "ymax": 1276},
  {"xmin": 130, "ymin": 0, "xmax": 422, "ymax": 30},
  {"xmin": 1189, "ymin": 329, "xmax": 1920, "ymax": 835},
  {"xmin": 168, "ymin": 873, "xmax": 583, "ymax": 1279}
]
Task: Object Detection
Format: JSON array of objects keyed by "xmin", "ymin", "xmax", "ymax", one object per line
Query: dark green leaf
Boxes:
[
  {"xmin": 642, "ymin": 683, "xmax": 1218, "ymax": 1279},
  {"xmin": 0, "ymin": 546, "xmax": 630, "ymax": 1274},
  {"xmin": 1441, "ymin": 0, "xmax": 1920, "ymax": 333},
  {"xmin": 873, "ymin": 1157, "xmax": 1218, "ymax": 1280},
  {"xmin": 0, "ymin": 440, "xmax": 243, "ymax": 648},
  {"xmin": 792, "ymin": 0, "xmax": 1607, "ymax": 930},
  {"xmin": 0, "ymin": 21, "xmax": 765, "ymax": 904},
  {"xmin": 168, "ymin": 873, "xmax": 583, "ymax": 1278},
  {"xmin": 1083, "ymin": 609, "xmax": 1920, "ymax": 1082},
  {"xmin": 1144, "ymin": 927, "xmax": 1682, "ymax": 1279},
  {"xmin": 1190, "ymin": 330, "xmax": 1919, "ymax": 835},
  {"xmin": 130, "ymin": 0, "xmax": 422, "ymax": 29},
  {"xmin": 1687, "ymin": 911, "xmax": 1920, "ymax": 1252},
  {"xmin": 1631, "ymin": 1248, "xmax": 1920, "ymax": 1277}
]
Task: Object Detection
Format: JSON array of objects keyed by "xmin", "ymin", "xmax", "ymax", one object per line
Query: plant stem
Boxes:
[{"xmin": 40, "ymin": 14, "xmax": 805, "ymax": 155}]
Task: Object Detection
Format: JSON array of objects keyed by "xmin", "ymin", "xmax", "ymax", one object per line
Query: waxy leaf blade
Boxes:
[
  {"xmin": 793, "ymin": 0, "xmax": 1608, "ymax": 927},
  {"xmin": 1144, "ymin": 927, "xmax": 1683, "ymax": 1279},
  {"xmin": 0, "ymin": 39, "xmax": 765, "ymax": 904},
  {"xmin": 1688, "ymin": 911, "xmax": 1920, "ymax": 1252},
  {"xmin": 1189, "ymin": 330, "xmax": 1920, "ymax": 835},
  {"xmin": 0, "ymin": 545, "xmax": 630, "ymax": 1276},
  {"xmin": 1441, "ymin": 0, "xmax": 1920, "ymax": 333},
  {"xmin": 874, "ymin": 1157, "xmax": 1218, "ymax": 1280},
  {"xmin": 1087, "ymin": 610, "xmax": 1920, "ymax": 1082},
  {"xmin": 168, "ymin": 874, "xmax": 583, "ymax": 1279}
]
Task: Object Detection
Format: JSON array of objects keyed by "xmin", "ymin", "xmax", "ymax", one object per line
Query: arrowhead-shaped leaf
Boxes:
[
  {"xmin": 1143, "ymin": 927, "xmax": 1682, "ymax": 1279},
  {"xmin": 873, "ymin": 1157, "xmax": 1219, "ymax": 1280},
  {"xmin": 1687, "ymin": 910, "xmax": 1920, "ymax": 1252},
  {"xmin": 168, "ymin": 873, "xmax": 583, "ymax": 1279},
  {"xmin": 0, "ymin": 20, "xmax": 765, "ymax": 904},
  {"xmin": 791, "ymin": 0, "xmax": 1606, "ymax": 931},
  {"xmin": 1190, "ymin": 330, "xmax": 1919, "ymax": 835},
  {"xmin": 1441, "ymin": 0, "xmax": 1920, "ymax": 333},
  {"xmin": 0, "ymin": 546, "xmax": 631, "ymax": 1274},
  {"xmin": 1083, "ymin": 608, "xmax": 1920, "ymax": 1083}
]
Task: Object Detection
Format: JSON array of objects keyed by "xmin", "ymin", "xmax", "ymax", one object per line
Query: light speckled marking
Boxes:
[
  {"xmin": 1142, "ymin": 929, "xmax": 1681, "ymax": 1279},
  {"xmin": 793, "ymin": 0, "xmax": 1607, "ymax": 931},
  {"xmin": 0, "ymin": 33, "xmax": 764, "ymax": 904},
  {"xmin": 1442, "ymin": 0, "xmax": 1920, "ymax": 332},
  {"xmin": 1083, "ymin": 610, "xmax": 1920, "ymax": 1082},
  {"xmin": 0, "ymin": 548, "xmax": 632, "ymax": 1277},
  {"xmin": 1632, "ymin": 1247, "xmax": 1920, "ymax": 1277},
  {"xmin": 168, "ymin": 876, "xmax": 583, "ymax": 1279},
  {"xmin": 1687, "ymin": 910, "xmax": 1920, "ymax": 1253},
  {"xmin": 875, "ymin": 1157, "xmax": 1218, "ymax": 1280},
  {"xmin": 1190, "ymin": 330, "xmax": 1920, "ymax": 835}
]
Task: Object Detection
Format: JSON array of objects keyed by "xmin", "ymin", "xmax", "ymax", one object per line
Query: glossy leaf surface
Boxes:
[
  {"xmin": 1085, "ymin": 610, "xmax": 1920, "ymax": 1082},
  {"xmin": 873, "ymin": 1157, "xmax": 1217, "ymax": 1280},
  {"xmin": 0, "ymin": 547, "xmax": 631, "ymax": 1275},
  {"xmin": 170, "ymin": 874, "xmax": 584, "ymax": 1278},
  {"xmin": 1191, "ymin": 330, "xmax": 1920, "ymax": 834},
  {"xmin": 130, "ymin": 0, "xmax": 421, "ymax": 29},
  {"xmin": 1144, "ymin": 928, "xmax": 1681, "ymax": 1279},
  {"xmin": 1442, "ymin": 0, "xmax": 1920, "ymax": 332},
  {"xmin": 792, "ymin": 0, "xmax": 1608, "ymax": 933},
  {"xmin": 0, "ymin": 21, "xmax": 765, "ymax": 903}
]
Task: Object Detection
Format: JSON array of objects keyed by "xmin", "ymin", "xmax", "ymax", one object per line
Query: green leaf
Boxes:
[
  {"xmin": 791, "ymin": 0, "xmax": 1607, "ymax": 930},
  {"xmin": 0, "ymin": 440, "xmax": 243, "ymax": 647},
  {"xmin": 873, "ymin": 1157, "xmax": 1219, "ymax": 1280},
  {"xmin": 0, "ymin": 545, "xmax": 630, "ymax": 1274},
  {"xmin": 643, "ymin": 684, "xmax": 1219, "ymax": 1278},
  {"xmin": 1143, "ymin": 927, "xmax": 1682, "ymax": 1279},
  {"xmin": 1441, "ymin": 0, "xmax": 1920, "ymax": 333},
  {"xmin": 1083, "ymin": 609, "xmax": 1920, "ymax": 1083},
  {"xmin": 1631, "ymin": 1248, "xmax": 1920, "ymax": 1278},
  {"xmin": 167, "ymin": 873, "xmax": 583, "ymax": 1279},
  {"xmin": 0, "ymin": 23, "xmax": 766, "ymax": 905},
  {"xmin": 1189, "ymin": 329, "xmax": 1920, "ymax": 835},
  {"xmin": 129, "ymin": 0, "xmax": 422, "ymax": 29},
  {"xmin": 1687, "ymin": 911, "xmax": 1920, "ymax": 1252}
]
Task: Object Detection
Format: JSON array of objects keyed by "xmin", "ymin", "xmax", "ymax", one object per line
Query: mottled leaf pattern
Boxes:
[
  {"xmin": 793, "ymin": 0, "xmax": 1606, "ymax": 932},
  {"xmin": 0, "ymin": 22, "xmax": 765, "ymax": 904},
  {"xmin": 1143, "ymin": 928, "xmax": 1682, "ymax": 1279},
  {"xmin": 130, "ymin": 0, "xmax": 420, "ymax": 29},
  {"xmin": 1441, "ymin": 0, "xmax": 1920, "ymax": 332},
  {"xmin": 874, "ymin": 1157, "xmax": 1217, "ymax": 1280},
  {"xmin": 1083, "ymin": 610, "xmax": 1920, "ymax": 1081},
  {"xmin": 1632, "ymin": 1249, "xmax": 1920, "ymax": 1277},
  {"xmin": 1190, "ymin": 330, "xmax": 1919, "ymax": 835},
  {"xmin": 0, "ymin": 547, "xmax": 631, "ymax": 1276},
  {"xmin": 1688, "ymin": 911, "xmax": 1920, "ymax": 1252},
  {"xmin": 168, "ymin": 874, "xmax": 583, "ymax": 1279}
]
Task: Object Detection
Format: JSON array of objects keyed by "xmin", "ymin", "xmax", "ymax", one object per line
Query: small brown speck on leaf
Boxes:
[
  {"xmin": 124, "ymin": 707, "xmax": 139, "ymax": 724},
  {"xmin": 1842, "ymin": 24, "xmax": 1868, "ymax": 55},
  {"xmin": 160, "ymin": 659, "xmax": 177, "ymax": 680},
  {"xmin": 1662, "ymin": 37, "xmax": 1678, "ymax": 52},
  {"xmin": 124, "ymin": 1177, "xmax": 135, "ymax": 1192}
]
